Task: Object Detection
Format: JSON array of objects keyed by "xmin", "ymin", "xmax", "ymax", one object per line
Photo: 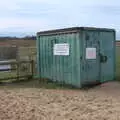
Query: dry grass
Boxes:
[{"xmin": 0, "ymin": 80, "xmax": 120, "ymax": 120}]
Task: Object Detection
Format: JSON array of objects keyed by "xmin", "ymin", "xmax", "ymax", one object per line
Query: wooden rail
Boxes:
[{"xmin": 0, "ymin": 60, "xmax": 34, "ymax": 82}]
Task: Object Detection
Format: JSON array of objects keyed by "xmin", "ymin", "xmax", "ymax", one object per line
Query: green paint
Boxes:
[{"xmin": 36, "ymin": 27, "xmax": 116, "ymax": 88}]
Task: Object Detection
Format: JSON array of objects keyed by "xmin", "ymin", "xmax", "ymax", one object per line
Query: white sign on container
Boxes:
[
  {"xmin": 53, "ymin": 43, "xmax": 69, "ymax": 56},
  {"xmin": 86, "ymin": 48, "xmax": 96, "ymax": 59}
]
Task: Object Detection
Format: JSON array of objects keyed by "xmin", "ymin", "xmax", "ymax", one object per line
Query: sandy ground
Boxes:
[{"xmin": 0, "ymin": 81, "xmax": 120, "ymax": 120}]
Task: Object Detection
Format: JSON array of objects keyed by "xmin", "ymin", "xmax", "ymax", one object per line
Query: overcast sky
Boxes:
[{"xmin": 0, "ymin": 0, "xmax": 120, "ymax": 38}]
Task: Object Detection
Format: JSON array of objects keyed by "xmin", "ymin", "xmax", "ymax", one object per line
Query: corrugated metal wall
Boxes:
[
  {"xmin": 100, "ymin": 31, "xmax": 115, "ymax": 82},
  {"xmin": 38, "ymin": 32, "xmax": 81, "ymax": 87},
  {"xmin": 37, "ymin": 27, "xmax": 115, "ymax": 88}
]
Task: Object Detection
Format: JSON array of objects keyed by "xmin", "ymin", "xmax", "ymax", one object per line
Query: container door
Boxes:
[
  {"xmin": 83, "ymin": 31, "xmax": 100, "ymax": 84},
  {"xmin": 100, "ymin": 32, "xmax": 115, "ymax": 82}
]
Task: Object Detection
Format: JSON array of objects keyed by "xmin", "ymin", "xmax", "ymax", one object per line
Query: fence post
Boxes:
[
  {"xmin": 17, "ymin": 61, "xmax": 19, "ymax": 81},
  {"xmin": 31, "ymin": 60, "xmax": 34, "ymax": 78}
]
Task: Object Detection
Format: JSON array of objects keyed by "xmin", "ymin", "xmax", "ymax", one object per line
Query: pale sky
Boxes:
[{"xmin": 0, "ymin": 0, "xmax": 120, "ymax": 38}]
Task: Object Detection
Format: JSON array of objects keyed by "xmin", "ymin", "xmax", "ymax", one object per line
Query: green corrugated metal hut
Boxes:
[{"xmin": 36, "ymin": 27, "xmax": 116, "ymax": 88}]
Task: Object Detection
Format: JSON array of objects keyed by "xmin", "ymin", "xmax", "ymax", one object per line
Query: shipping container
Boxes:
[{"xmin": 36, "ymin": 27, "xmax": 116, "ymax": 88}]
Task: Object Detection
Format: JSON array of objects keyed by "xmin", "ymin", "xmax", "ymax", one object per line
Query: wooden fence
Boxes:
[{"xmin": 0, "ymin": 60, "xmax": 34, "ymax": 82}]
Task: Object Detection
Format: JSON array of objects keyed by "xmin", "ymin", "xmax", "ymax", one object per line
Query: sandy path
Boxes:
[{"xmin": 0, "ymin": 81, "xmax": 120, "ymax": 120}]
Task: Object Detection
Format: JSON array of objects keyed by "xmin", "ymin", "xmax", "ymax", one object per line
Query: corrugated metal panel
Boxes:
[
  {"xmin": 81, "ymin": 30, "xmax": 100, "ymax": 85},
  {"xmin": 37, "ymin": 32, "xmax": 81, "ymax": 87},
  {"xmin": 100, "ymin": 31, "xmax": 116, "ymax": 82},
  {"xmin": 37, "ymin": 27, "xmax": 116, "ymax": 88}
]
